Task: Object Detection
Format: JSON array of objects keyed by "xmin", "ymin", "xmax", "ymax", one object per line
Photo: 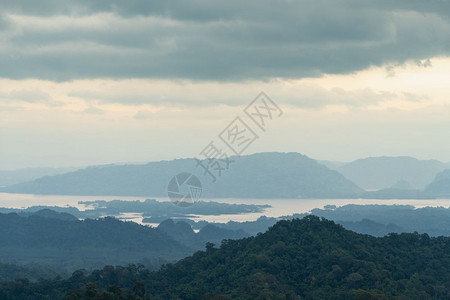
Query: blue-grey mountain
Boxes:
[
  {"xmin": 337, "ymin": 156, "xmax": 448, "ymax": 190},
  {"xmin": 2, "ymin": 152, "xmax": 363, "ymax": 198},
  {"xmin": 425, "ymin": 169, "xmax": 450, "ymax": 197}
]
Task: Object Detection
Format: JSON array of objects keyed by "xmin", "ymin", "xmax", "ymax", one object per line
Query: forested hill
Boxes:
[
  {"xmin": 0, "ymin": 213, "xmax": 190, "ymax": 273},
  {"xmin": 3, "ymin": 216, "xmax": 450, "ymax": 299},
  {"xmin": 2, "ymin": 152, "xmax": 363, "ymax": 198},
  {"xmin": 0, "ymin": 211, "xmax": 251, "ymax": 275}
]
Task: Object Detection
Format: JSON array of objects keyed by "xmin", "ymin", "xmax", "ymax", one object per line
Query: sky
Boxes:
[{"xmin": 1, "ymin": 0, "xmax": 450, "ymax": 169}]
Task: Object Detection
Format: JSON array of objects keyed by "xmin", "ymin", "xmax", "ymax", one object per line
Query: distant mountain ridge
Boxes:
[
  {"xmin": 1, "ymin": 152, "xmax": 363, "ymax": 198},
  {"xmin": 337, "ymin": 156, "xmax": 448, "ymax": 190},
  {"xmin": 425, "ymin": 169, "xmax": 450, "ymax": 197},
  {"xmin": 0, "ymin": 167, "xmax": 77, "ymax": 187}
]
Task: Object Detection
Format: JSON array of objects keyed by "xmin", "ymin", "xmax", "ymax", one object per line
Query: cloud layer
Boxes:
[
  {"xmin": 2, "ymin": 1, "xmax": 450, "ymax": 169},
  {"xmin": 1, "ymin": 0, "xmax": 450, "ymax": 80}
]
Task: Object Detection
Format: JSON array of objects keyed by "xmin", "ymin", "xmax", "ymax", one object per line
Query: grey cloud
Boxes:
[
  {"xmin": 1, "ymin": 1, "xmax": 450, "ymax": 80},
  {"xmin": 1, "ymin": 89, "xmax": 52, "ymax": 103},
  {"xmin": 402, "ymin": 92, "xmax": 429, "ymax": 103},
  {"xmin": 83, "ymin": 106, "xmax": 105, "ymax": 114},
  {"xmin": 0, "ymin": 88, "xmax": 65, "ymax": 107},
  {"xmin": 416, "ymin": 59, "xmax": 432, "ymax": 68},
  {"xmin": 69, "ymin": 84, "xmax": 400, "ymax": 109},
  {"xmin": 0, "ymin": 105, "xmax": 24, "ymax": 111},
  {"xmin": 68, "ymin": 89, "xmax": 247, "ymax": 107},
  {"xmin": 5, "ymin": 0, "xmax": 449, "ymax": 22},
  {"xmin": 369, "ymin": 0, "xmax": 450, "ymax": 19},
  {"xmin": 0, "ymin": 14, "xmax": 7, "ymax": 30},
  {"xmin": 133, "ymin": 110, "xmax": 153, "ymax": 119},
  {"xmin": 284, "ymin": 87, "xmax": 396, "ymax": 109}
]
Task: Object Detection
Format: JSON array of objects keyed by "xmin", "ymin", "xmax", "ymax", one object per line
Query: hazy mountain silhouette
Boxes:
[
  {"xmin": 0, "ymin": 167, "xmax": 77, "ymax": 187},
  {"xmin": 318, "ymin": 160, "xmax": 347, "ymax": 169},
  {"xmin": 2, "ymin": 152, "xmax": 363, "ymax": 198},
  {"xmin": 337, "ymin": 156, "xmax": 448, "ymax": 190},
  {"xmin": 425, "ymin": 169, "xmax": 450, "ymax": 197}
]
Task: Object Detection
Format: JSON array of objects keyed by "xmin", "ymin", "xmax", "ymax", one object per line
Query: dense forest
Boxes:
[
  {"xmin": 0, "ymin": 211, "xmax": 248, "ymax": 274},
  {"xmin": 3, "ymin": 204, "xmax": 450, "ymax": 278},
  {"xmin": 1, "ymin": 216, "xmax": 450, "ymax": 299}
]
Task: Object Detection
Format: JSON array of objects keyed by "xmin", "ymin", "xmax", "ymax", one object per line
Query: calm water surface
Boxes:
[{"xmin": 1, "ymin": 193, "xmax": 449, "ymax": 225}]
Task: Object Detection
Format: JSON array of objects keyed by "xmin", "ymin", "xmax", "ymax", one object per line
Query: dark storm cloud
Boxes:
[{"xmin": 0, "ymin": 0, "xmax": 450, "ymax": 80}]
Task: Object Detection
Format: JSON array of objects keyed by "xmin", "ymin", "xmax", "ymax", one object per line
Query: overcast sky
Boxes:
[{"xmin": 1, "ymin": 0, "xmax": 450, "ymax": 169}]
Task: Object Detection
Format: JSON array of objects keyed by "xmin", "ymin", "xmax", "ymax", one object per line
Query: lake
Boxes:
[{"xmin": 1, "ymin": 192, "xmax": 450, "ymax": 225}]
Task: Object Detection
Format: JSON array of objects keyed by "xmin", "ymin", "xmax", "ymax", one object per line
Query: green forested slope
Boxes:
[{"xmin": 2, "ymin": 216, "xmax": 450, "ymax": 299}]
